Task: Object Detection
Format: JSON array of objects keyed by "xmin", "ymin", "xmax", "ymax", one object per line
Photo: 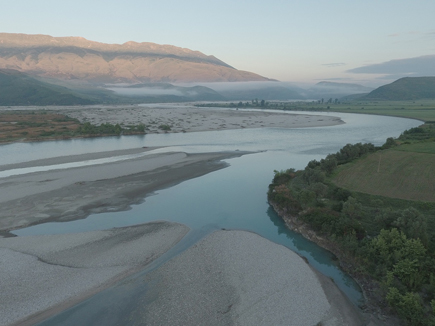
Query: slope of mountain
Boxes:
[
  {"xmin": 0, "ymin": 69, "xmax": 96, "ymax": 105},
  {"xmin": 0, "ymin": 33, "xmax": 270, "ymax": 83},
  {"xmin": 363, "ymin": 77, "xmax": 435, "ymax": 100}
]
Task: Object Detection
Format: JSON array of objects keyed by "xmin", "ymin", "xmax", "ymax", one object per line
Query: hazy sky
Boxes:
[{"xmin": 2, "ymin": 0, "xmax": 435, "ymax": 86}]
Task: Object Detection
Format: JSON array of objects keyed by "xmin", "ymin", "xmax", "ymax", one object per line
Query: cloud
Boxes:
[
  {"xmin": 388, "ymin": 33, "xmax": 400, "ymax": 37},
  {"xmin": 107, "ymin": 86, "xmax": 184, "ymax": 97},
  {"xmin": 347, "ymin": 55, "xmax": 435, "ymax": 77},
  {"xmin": 314, "ymin": 77, "xmax": 353, "ymax": 81},
  {"xmin": 321, "ymin": 62, "xmax": 346, "ymax": 68}
]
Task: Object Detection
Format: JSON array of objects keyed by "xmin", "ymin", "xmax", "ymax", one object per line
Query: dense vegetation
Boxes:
[{"xmin": 268, "ymin": 124, "xmax": 435, "ymax": 325}]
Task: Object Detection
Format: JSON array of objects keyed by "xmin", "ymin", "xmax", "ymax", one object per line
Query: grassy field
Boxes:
[
  {"xmin": 332, "ymin": 149, "xmax": 435, "ymax": 202},
  {"xmin": 199, "ymin": 99, "xmax": 435, "ymax": 122},
  {"xmin": 300, "ymin": 99, "xmax": 435, "ymax": 122},
  {"xmin": 394, "ymin": 141, "xmax": 435, "ymax": 154}
]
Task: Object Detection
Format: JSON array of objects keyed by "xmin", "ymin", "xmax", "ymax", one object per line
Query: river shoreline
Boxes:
[{"xmin": 269, "ymin": 200, "xmax": 402, "ymax": 325}]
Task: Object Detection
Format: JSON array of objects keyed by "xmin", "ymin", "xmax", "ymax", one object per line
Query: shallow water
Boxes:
[{"xmin": 1, "ymin": 110, "xmax": 421, "ymax": 310}]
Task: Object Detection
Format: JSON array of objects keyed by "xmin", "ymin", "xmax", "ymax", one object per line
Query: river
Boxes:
[{"xmin": 0, "ymin": 109, "xmax": 421, "ymax": 321}]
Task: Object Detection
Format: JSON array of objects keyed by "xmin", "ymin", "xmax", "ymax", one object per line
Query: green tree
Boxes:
[
  {"xmin": 386, "ymin": 288, "xmax": 425, "ymax": 325},
  {"xmin": 394, "ymin": 207, "xmax": 429, "ymax": 246},
  {"xmin": 342, "ymin": 196, "xmax": 362, "ymax": 219}
]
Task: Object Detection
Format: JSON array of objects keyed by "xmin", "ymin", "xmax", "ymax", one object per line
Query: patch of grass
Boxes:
[
  {"xmin": 394, "ymin": 142, "xmax": 435, "ymax": 154},
  {"xmin": 332, "ymin": 150, "xmax": 435, "ymax": 203},
  {"xmin": 158, "ymin": 124, "xmax": 171, "ymax": 131}
]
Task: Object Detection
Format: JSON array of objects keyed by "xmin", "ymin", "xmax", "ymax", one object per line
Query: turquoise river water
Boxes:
[{"xmin": 0, "ymin": 109, "xmax": 421, "ymax": 324}]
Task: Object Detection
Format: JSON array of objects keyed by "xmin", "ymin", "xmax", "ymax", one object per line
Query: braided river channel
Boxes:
[{"xmin": 1, "ymin": 109, "xmax": 421, "ymax": 320}]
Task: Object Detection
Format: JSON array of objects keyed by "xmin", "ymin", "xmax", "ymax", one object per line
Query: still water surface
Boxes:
[{"xmin": 1, "ymin": 111, "xmax": 421, "ymax": 314}]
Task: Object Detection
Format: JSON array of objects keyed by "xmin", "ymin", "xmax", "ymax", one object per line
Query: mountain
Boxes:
[
  {"xmin": 0, "ymin": 69, "xmax": 96, "ymax": 105},
  {"xmin": 0, "ymin": 33, "xmax": 270, "ymax": 83},
  {"xmin": 307, "ymin": 81, "xmax": 373, "ymax": 99},
  {"xmin": 363, "ymin": 77, "xmax": 435, "ymax": 100}
]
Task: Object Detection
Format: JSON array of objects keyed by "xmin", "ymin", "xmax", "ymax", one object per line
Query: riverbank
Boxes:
[
  {"xmin": 0, "ymin": 147, "xmax": 248, "ymax": 232},
  {"xmin": 269, "ymin": 201, "xmax": 399, "ymax": 325}
]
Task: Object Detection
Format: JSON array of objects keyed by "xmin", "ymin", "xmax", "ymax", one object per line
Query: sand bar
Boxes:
[
  {"xmin": 0, "ymin": 221, "xmax": 189, "ymax": 326},
  {"xmin": 2, "ymin": 104, "xmax": 344, "ymax": 134},
  {"xmin": 5, "ymin": 230, "xmax": 373, "ymax": 326},
  {"xmin": 0, "ymin": 148, "xmax": 247, "ymax": 232}
]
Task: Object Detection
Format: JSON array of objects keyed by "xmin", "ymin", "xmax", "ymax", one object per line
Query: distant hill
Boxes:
[
  {"xmin": 363, "ymin": 77, "xmax": 435, "ymax": 100},
  {"xmin": 0, "ymin": 33, "xmax": 270, "ymax": 83},
  {"xmin": 307, "ymin": 81, "xmax": 373, "ymax": 100},
  {"xmin": 0, "ymin": 69, "xmax": 96, "ymax": 105}
]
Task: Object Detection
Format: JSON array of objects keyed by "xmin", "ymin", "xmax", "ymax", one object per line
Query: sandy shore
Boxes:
[
  {"xmin": 3, "ymin": 104, "xmax": 344, "ymax": 134},
  {"xmin": 0, "ymin": 148, "xmax": 247, "ymax": 232},
  {"xmin": 0, "ymin": 228, "xmax": 373, "ymax": 326},
  {"xmin": 141, "ymin": 230, "xmax": 367, "ymax": 326},
  {"xmin": 0, "ymin": 222, "xmax": 189, "ymax": 326}
]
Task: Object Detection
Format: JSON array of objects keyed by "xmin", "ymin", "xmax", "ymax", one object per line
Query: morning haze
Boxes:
[{"xmin": 1, "ymin": 1, "xmax": 435, "ymax": 326}]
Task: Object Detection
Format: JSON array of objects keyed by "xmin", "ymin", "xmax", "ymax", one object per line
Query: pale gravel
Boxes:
[
  {"xmin": 0, "ymin": 221, "xmax": 189, "ymax": 326},
  {"xmin": 0, "ymin": 150, "xmax": 243, "ymax": 231},
  {"xmin": 141, "ymin": 230, "xmax": 362, "ymax": 326},
  {"xmin": 10, "ymin": 104, "xmax": 343, "ymax": 134},
  {"xmin": 63, "ymin": 105, "xmax": 344, "ymax": 133}
]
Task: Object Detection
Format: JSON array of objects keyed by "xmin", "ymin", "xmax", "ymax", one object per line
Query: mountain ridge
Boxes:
[{"xmin": 0, "ymin": 33, "xmax": 269, "ymax": 83}]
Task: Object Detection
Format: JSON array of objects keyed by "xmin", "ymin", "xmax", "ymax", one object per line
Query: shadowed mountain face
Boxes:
[
  {"xmin": 0, "ymin": 33, "xmax": 270, "ymax": 83},
  {"xmin": 0, "ymin": 69, "xmax": 96, "ymax": 105}
]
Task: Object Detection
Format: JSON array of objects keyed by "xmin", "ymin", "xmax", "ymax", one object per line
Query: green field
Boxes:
[
  {"xmin": 333, "ymin": 149, "xmax": 435, "ymax": 202},
  {"xmin": 394, "ymin": 142, "xmax": 435, "ymax": 154},
  {"xmin": 279, "ymin": 99, "xmax": 435, "ymax": 122},
  {"xmin": 198, "ymin": 99, "xmax": 435, "ymax": 122}
]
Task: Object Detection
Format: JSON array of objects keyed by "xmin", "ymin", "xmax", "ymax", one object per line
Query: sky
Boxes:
[{"xmin": 1, "ymin": 0, "xmax": 435, "ymax": 87}]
